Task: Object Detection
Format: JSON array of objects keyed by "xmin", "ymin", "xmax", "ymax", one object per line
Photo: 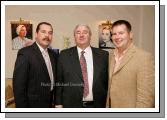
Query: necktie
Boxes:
[
  {"xmin": 43, "ymin": 49, "xmax": 54, "ymax": 91},
  {"xmin": 80, "ymin": 51, "xmax": 89, "ymax": 98}
]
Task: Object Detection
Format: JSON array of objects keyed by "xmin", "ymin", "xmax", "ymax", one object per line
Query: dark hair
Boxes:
[
  {"xmin": 36, "ymin": 22, "xmax": 53, "ymax": 33},
  {"xmin": 112, "ymin": 20, "xmax": 132, "ymax": 32}
]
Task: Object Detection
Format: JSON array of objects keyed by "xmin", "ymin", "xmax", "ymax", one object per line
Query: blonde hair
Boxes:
[{"xmin": 16, "ymin": 25, "xmax": 26, "ymax": 35}]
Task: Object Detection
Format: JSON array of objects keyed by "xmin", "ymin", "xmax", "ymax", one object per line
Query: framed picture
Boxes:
[
  {"xmin": 11, "ymin": 19, "xmax": 33, "ymax": 50},
  {"xmin": 99, "ymin": 20, "xmax": 115, "ymax": 49}
]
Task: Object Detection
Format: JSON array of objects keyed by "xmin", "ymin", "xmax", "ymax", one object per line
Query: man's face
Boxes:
[
  {"xmin": 19, "ymin": 26, "xmax": 27, "ymax": 37},
  {"xmin": 74, "ymin": 25, "xmax": 91, "ymax": 48},
  {"xmin": 35, "ymin": 24, "xmax": 53, "ymax": 49},
  {"xmin": 112, "ymin": 24, "xmax": 132, "ymax": 50}
]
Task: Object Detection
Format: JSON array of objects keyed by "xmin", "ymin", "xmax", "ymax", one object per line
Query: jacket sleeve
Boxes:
[
  {"xmin": 13, "ymin": 50, "xmax": 29, "ymax": 107},
  {"xmin": 55, "ymin": 52, "xmax": 64, "ymax": 105},
  {"xmin": 106, "ymin": 51, "xmax": 111, "ymax": 108},
  {"xmin": 136, "ymin": 53, "xmax": 155, "ymax": 107}
]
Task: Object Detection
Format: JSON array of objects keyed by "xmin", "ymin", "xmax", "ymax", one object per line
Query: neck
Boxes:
[
  {"xmin": 36, "ymin": 41, "xmax": 48, "ymax": 50},
  {"xmin": 41, "ymin": 46, "xmax": 48, "ymax": 50},
  {"xmin": 117, "ymin": 42, "xmax": 132, "ymax": 55},
  {"xmin": 117, "ymin": 48, "xmax": 125, "ymax": 54},
  {"xmin": 19, "ymin": 36, "xmax": 24, "ymax": 39}
]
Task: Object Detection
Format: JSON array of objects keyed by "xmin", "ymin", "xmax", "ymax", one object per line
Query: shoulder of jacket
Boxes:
[
  {"xmin": 135, "ymin": 46, "xmax": 152, "ymax": 57},
  {"xmin": 91, "ymin": 47, "xmax": 109, "ymax": 54},
  {"xmin": 18, "ymin": 45, "xmax": 33, "ymax": 54}
]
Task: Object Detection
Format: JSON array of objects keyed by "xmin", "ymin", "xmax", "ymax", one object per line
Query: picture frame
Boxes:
[
  {"xmin": 11, "ymin": 19, "xmax": 33, "ymax": 50},
  {"xmin": 99, "ymin": 20, "xmax": 115, "ymax": 49}
]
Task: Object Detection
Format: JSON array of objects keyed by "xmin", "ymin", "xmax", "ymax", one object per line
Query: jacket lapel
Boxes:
[
  {"xmin": 48, "ymin": 49, "xmax": 56, "ymax": 80},
  {"xmin": 108, "ymin": 50, "xmax": 115, "ymax": 88},
  {"xmin": 113, "ymin": 45, "xmax": 136, "ymax": 75},
  {"xmin": 32, "ymin": 43, "xmax": 50, "ymax": 80},
  {"xmin": 92, "ymin": 48, "xmax": 97, "ymax": 87},
  {"xmin": 69, "ymin": 47, "xmax": 83, "ymax": 81},
  {"xmin": 91, "ymin": 47, "xmax": 101, "ymax": 88}
]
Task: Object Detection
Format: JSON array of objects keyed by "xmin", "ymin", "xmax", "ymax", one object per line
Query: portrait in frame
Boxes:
[
  {"xmin": 11, "ymin": 18, "xmax": 33, "ymax": 50},
  {"xmin": 99, "ymin": 20, "xmax": 115, "ymax": 49}
]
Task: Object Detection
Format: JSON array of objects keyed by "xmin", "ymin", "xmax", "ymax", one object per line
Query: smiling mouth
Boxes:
[{"xmin": 115, "ymin": 39, "xmax": 122, "ymax": 44}]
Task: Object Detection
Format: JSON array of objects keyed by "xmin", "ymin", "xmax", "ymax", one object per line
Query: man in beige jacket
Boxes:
[{"xmin": 106, "ymin": 20, "xmax": 154, "ymax": 108}]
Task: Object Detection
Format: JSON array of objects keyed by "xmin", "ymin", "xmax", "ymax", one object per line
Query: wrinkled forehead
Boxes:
[
  {"xmin": 75, "ymin": 25, "xmax": 89, "ymax": 31},
  {"xmin": 74, "ymin": 24, "xmax": 92, "ymax": 36}
]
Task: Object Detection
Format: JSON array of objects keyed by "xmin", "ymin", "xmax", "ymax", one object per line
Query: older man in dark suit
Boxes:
[
  {"xmin": 13, "ymin": 22, "xmax": 57, "ymax": 108},
  {"xmin": 55, "ymin": 24, "xmax": 108, "ymax": 108}
]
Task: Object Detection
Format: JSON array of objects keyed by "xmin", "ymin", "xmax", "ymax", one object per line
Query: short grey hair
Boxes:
[
  {"xmin": 16, "ymin": 25, "xmax": 26, "ymax": 35},
  {"xmin": 73, "ymin": 24, "xmax": 92, "ymax": 36}
]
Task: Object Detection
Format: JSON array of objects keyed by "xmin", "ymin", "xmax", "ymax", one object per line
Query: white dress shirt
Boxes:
[
  {"xmin": 36, "ymin": 42, "xmax": 54, "ymax": 91},
  {"xmin": 77, "ymin": 46, "xmax": 94, "ymax": 101}
]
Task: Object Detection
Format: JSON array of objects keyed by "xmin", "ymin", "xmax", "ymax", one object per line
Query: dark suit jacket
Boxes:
[
  {"xmin": 56, "ymin": 46, "xmax": 108, "ymax": 108},
  {"xmin": 13, "ymin": 42, "xmax": 57, "ymax": 108}
]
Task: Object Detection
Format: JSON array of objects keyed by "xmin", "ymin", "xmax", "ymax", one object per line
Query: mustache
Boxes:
[{"xmin": 43, "ymin": 37, "xmax": 50, "ymax": 41}]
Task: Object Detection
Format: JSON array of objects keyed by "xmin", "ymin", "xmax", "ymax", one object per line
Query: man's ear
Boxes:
[{"xmin": 130, "ymin": 32, "xmax": 133, "ymax": 40}]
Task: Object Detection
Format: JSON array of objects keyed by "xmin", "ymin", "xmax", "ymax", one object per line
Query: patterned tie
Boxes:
[{"xmin": 80, "ymin": 51, "xmax": 89, "ymax": 98}]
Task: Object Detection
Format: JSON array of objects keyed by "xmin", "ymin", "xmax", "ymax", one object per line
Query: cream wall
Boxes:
[{"xmin": 5, "ymin": 5, "xmax": 155, "ymax": 78}]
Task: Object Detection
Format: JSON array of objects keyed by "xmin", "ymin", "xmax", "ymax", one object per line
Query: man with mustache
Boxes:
[
  {"xmin": 55, "ymin": 24, "xmax": 108, "ymax": 108},
  {"xmin": 13, "ymin": 22, "xmax": 57, "ymax": 108}
]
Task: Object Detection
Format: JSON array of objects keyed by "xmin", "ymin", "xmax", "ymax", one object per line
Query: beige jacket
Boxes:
[{"xmin": 106, "ymin": 45, "xmax": 155, "ymax": 108}]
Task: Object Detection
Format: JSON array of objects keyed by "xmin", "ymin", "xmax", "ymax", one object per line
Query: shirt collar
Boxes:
[
  {"xmin": 114, "ymin": 43, "xmax": 133, "ymax": 57},
  {"xmin": 77, "ymin": 45, "xmax": 91, "ymax": 54},
  {"xmin": 36, "ymin": 41, "xmax": 48, "ymax": 53}
]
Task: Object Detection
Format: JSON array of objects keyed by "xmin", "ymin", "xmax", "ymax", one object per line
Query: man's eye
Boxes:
[
  {"xmin": 83, "ymin": 31, "xmax": 88, "ymax": 34},
  {"xmin": 48, "ymin": 31, "xmax": 53, "ymax": 35},
  {"xmin": 41, "ymin": 30, "xmax": 46, "ymax": 33},
  {"xmin": 76, "ymin": 32, "xmax": 80, "ymax": 34},
  {"xmin": 119, "ymin": 32, "xmax": 124, "ymax": 35}
]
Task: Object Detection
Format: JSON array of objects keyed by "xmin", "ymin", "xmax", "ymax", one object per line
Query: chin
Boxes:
[
  {"xmin": 78, "ymin": 42, "xmax": 86, "ymax": 45},
  {"xmin": 44, "ymin": 42, "xmax": 50, "ymax": 45}
]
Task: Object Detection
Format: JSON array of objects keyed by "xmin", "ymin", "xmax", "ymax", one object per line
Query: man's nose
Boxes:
[
  {"xmin": 44, "ymin": 32, "xmax": 49, "ymax": 37},
  {"xmin": 115, "ymin": 34, "xmax": 120, "ymax": 39},
  {"xmin": 79, "ymin": 33, "xmax": 84, "ymax": 37}
]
